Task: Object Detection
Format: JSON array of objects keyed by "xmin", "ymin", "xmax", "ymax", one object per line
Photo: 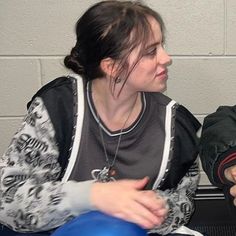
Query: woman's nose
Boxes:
[{"xmin": 159, "ymin": 47, "xmax": 172, "ymax": 66}]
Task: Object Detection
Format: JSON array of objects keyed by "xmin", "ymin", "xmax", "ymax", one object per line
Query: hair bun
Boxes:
[{"xmin": 64, "ymin": 47, "xmax": 85, "ymax": 75}]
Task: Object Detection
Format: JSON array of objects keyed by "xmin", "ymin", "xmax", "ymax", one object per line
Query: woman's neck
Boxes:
[{"xmin": 91, "ymin": 79, "xmax": 142, "ymax": 131}]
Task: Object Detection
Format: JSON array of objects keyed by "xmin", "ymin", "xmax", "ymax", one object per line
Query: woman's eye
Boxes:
[
  {"xmin": 143, "ymin": 43, "xmax": 164, "ymax": 57},
  {"xmin": 146, "ymin": 48, "xmax": 157, "ymax": 56}
]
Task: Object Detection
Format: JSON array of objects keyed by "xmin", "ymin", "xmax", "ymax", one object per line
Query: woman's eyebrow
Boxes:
[{"xmin": 145, "ymin": 42, "xmax": 161, "ymax": 49}]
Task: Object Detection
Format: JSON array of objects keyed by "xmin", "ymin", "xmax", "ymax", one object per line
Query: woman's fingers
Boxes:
[
  {"xmin": 134, "ymin": 191, "xmax": 168, "ymax": 217},
  {"xmin": 224, "ymin": 165, "xmax": 236, "ymax": 183},
  {"xmin": 90, "ymin": 179, "xmax": 168, "ymax": 229},
  {"xmin": 229, "ymin": 184, "xmax": 236, "ymax": 206},
  {"xmin": 113, "ymin": 199, "xmax": 163, "ymax": 229},
  {"xmin": 230, "ymin": 166, "xmax": 236, "ymax": 182}
]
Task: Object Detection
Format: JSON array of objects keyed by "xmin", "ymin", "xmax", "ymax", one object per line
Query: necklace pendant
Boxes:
[
  {"xmin": 95, "ymin": 166, "xmax": 116, "ymax": 182},
  {"xmin": 97, "ymin": 166, "xmax": 111, "ymax": 182}
]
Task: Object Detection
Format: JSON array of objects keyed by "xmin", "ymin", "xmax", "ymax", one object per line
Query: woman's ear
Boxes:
[{"xmin": 100, "ymin": 58, "xmax": 118, "ymax": 78}]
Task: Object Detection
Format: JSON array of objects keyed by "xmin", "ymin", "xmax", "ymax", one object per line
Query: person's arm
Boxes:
[
  {"xmin": 149, "ymin": 160, "xmax": 199, "ymax": 235},
  {"xmin": 199, "ymin": 105, "xmax": 236, "ymax": 213},
  {"xmin": 0, "ymin": 97, "xmax": 95, "ymax": 233},
  {"xmin": 199, "ymin": 105, "xmax": 236, "ymax": 188}
]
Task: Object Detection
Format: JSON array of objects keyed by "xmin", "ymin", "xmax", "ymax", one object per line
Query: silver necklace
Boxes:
[{"xmin": 96, "ymin": 94, "xmax": 138, "ymax": 182}]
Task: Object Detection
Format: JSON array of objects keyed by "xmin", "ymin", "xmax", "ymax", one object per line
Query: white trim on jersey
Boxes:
[
  {"xmin": 152, "ymin": 100, "xmax": 176, "ymax": 189},
  {"xmin": 62, "ymin": 74, "xmax": 85, "ymax": 182}
]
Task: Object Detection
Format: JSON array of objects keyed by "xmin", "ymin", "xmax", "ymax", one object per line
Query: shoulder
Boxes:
[
  {"xmin": 27, "ymin": 76, "xmax": 76, "ymax": 109},
  {"xmin": 175, "ymin": 105, "xmax": 201, "ymax": 133},
  {"xmin": 26, "ymin": 75, "xmax": 85, "ymax": 138},
  {"xmin": 147, "ymin": 92, "xmax": 201, "ymax": 132},
  {"xmin": 27, "ymin": 75, "xmax": 85, "ymax": 109},
  {"xmin": 200, "ymin": 105, "xmax": 236, "ymax": 152},
  {"xmin": 202, "ymin": 105, "xmax": 236, "ymax": 131}
]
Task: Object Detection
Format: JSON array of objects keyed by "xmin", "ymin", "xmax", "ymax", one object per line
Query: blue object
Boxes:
[{"xmin": 51, "ymin": 210, "xmax": 148, "ymax": 236}]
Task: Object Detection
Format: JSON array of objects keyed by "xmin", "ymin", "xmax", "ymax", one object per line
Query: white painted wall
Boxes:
[{"xmin": 1, "ymin": 0, "xmax": 236, "ymax": 185}]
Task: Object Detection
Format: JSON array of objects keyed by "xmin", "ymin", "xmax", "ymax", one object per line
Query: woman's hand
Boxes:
[
  {"xmin": 224, "ymin": 165, "xmax": 236, "ymax": 206},
  {"xmin": 90, "ymin": 177, "xmax": 168, "ymax": 229}
]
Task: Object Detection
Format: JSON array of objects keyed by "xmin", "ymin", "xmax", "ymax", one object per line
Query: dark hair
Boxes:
[{"xmin": 64, "ymin": 0, "xmax": 165, "ymax": 84}]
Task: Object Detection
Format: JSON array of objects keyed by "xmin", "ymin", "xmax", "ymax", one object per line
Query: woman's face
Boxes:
[{"xmin": 124, "ymin": 17, "xmax": 172, "ymax": 93}]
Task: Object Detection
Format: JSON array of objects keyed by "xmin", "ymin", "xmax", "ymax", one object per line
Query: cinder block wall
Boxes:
[{"xmin": 1, "ymin": 0, "xmax": 236, "ymax": 185}]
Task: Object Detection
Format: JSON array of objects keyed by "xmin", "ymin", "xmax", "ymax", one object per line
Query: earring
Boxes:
[{"xmin": 115, "ymin": 77, "xmax": 122, "ymax": 84}]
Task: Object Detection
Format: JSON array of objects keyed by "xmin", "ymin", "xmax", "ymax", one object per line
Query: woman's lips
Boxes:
[{"xmin": 156, "ymin": 70, "xmax": 168, "ymax": 79}]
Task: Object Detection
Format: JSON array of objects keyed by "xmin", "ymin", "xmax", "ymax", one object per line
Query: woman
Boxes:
[{"xmin": 0, "ymin": 1, "xmax": 201, "ymax": 235}]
